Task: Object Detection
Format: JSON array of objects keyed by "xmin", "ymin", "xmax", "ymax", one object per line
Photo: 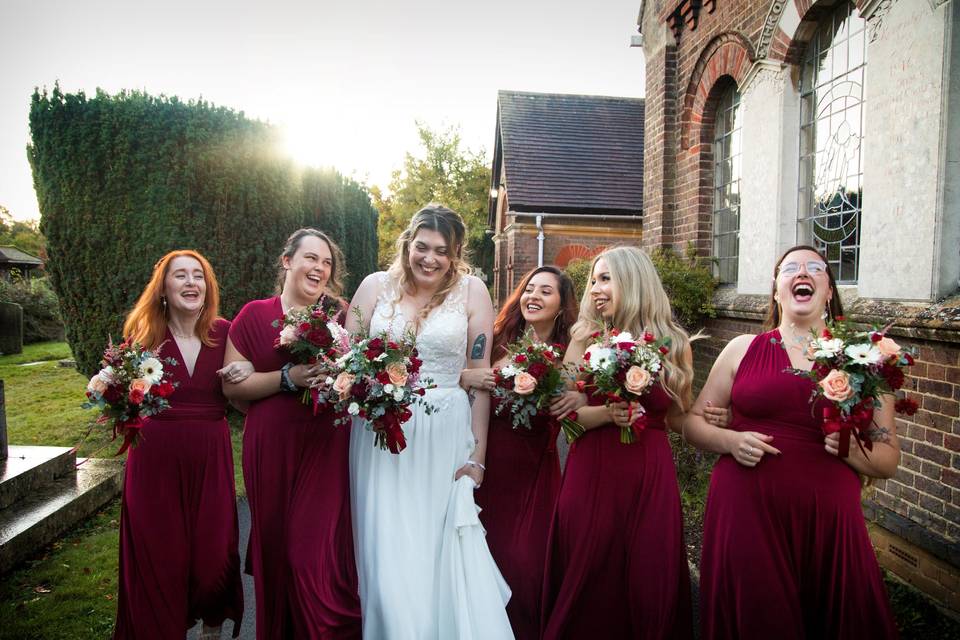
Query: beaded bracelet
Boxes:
[{"xmin": 465, "ymin": 460, "xmax": 486, "ymax": 472}]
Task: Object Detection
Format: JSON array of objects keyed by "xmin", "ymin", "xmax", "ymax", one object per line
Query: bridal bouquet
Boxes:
[
  {"xmin": 492, "ymin": 329, "xmax": 582, "ymax": 441},
  {"xmin": 577, "ymin": 328, "xmax": 670, "ymax": 444},
  {"xmin": 328, "ymin": 331, "xmax": 435, "ymax": 453},
  {"xmin": 82, "ymin": 338, "xmax": 178, "ymax": 455},
  {"xmin": 788, "ymin": 318, "xmax": 917, "ymax": 458},
  {"xmin": 272, "ymin": 296, "xmax": 349, "ymax": 414}
]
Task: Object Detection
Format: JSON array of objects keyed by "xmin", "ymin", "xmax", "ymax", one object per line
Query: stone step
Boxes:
[
  {"xmin": 0, "ymin": 445, "xmax": 76, "ymax": 509},
  {"xmin": 0, "ymin": 457, "xmax": 123, "ymax": 574}
]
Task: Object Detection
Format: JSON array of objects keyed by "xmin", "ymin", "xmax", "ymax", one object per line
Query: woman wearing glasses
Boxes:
[{"xmin": 683, "ymin": 245, "xmax": 899, "ymax": 639}]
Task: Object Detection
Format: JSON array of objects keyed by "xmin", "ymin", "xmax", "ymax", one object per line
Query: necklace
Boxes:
[
  {"xmin": 781, "ymin": 322, "xmax": 813, "ymax": 351},
  {"xmin": 169, "ymin": 326, "xmax": 196, "ymax": 340}
]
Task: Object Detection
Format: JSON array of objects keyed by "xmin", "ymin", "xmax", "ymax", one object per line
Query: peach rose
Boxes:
[
  {"xmin": 386, "ymin": 361, "xmax": 409, "ymax": 387},
  {"xmin": 875, "ymin": 337, "xmax": 901, "ymax": 359},
  {"xmin": 624, "ymin": 365, "xmax": 652, "ymax": 394},
  {"xmin": 332, "ymin": 372, "xmax": 355, "ymax": 400},
  {"xmin": 819, "ymin": 369, "xmax": 854, "ymax": 402},
  {"xmin": 513, "ymin": 371, "xmax": 538, "ymax": 395},
  {"xmin": 87, "ymin": 375, "xmax": 108, "ymax": 395},
  {"xmin": 129, "ymin": 378, "xmax": 152, "ymax": 395}
]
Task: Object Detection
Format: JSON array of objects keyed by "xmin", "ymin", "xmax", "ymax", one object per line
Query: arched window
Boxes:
[
  {"xmin": 797, "ymin": 1, "xmax": 867, "ymax": 284},
  {"xmin": 713, "ymin": 84, "xmax": 742, "ymax": 284}
]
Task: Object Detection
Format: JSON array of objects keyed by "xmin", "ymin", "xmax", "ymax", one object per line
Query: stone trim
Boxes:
[{"xmin": 863, "ymin": 499, "xmax": 960, "ymax": 568}]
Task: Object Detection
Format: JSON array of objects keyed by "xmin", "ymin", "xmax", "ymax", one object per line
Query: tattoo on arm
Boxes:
[
  {"xmin": 866, "ymin": 425, "xmax": 892, "ymax": 444},
  {"xmin": 467, "ymin": 389, "xmax": 476, "ymax": 407},
  {"xmin": 471, "ymin": 333, "xmax": 487, "ymax": 360}
]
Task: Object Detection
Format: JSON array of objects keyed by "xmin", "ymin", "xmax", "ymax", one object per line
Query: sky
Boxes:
[{"xmin": 0, "ymin": 0, "xmax": 645, "ymax": 222}]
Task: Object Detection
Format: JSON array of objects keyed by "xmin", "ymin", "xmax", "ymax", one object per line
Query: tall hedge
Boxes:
[{"xmin": 29, "ymin": 87, "xmax": 378, "ymax": 375}]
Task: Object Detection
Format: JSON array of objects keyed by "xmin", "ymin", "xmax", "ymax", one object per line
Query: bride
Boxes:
[{"xmin": 347, "ymin": 204, "xmax": 509, "ymax": 639}]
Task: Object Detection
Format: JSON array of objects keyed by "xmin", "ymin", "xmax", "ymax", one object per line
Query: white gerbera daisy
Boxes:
[
  {"xmin": 845, "ymin": 343, "xmax": 882, "ymax": 365},
  {"xmin": 138, "ymin": 357, "xmax": 164, "ymax": 384}
]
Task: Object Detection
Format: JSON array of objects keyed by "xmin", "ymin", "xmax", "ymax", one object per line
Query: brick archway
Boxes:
[
  {"xmin": 680, "ymin": 32, "xmax": 754, "ymax": 151},
  {"xmin": 554, "ymin": 243, "xmax": 604, "ymax": 268},
  {"xmin": 762, "ymin": 0, "xmax": 868, "ymax": 64}
]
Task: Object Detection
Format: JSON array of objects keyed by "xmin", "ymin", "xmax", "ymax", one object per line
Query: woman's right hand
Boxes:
[
  {"xmin": 703, "ymin": 400, "xmax": 732, "ymax": 428},
  {"xmin": 550, "ymin": 390, "xmax": 587, "ymax": 417},
  {"xmin": 727, "ymin": 430, "xmax": 780, "ymax": 467},
  {"xmin": 288, "ymin": 364, "xmax": 314, "ymax": 389},
  {"xmin": 460, "ymin": 367, "xmax": 495, "ymax": 391}
]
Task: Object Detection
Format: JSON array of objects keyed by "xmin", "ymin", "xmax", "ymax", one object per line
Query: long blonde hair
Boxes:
[
  {"xmin": 571, "ymin": 245, "xmax": 695, "ymax": 410},
  {"xmin": 387, "ymin": 204, "xmax": 472, "ymax": 324}
]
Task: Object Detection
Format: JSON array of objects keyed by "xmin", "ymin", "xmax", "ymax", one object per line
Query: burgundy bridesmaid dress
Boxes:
[
  {"xmin": 474, "ymin": 402, "xmax": 562, "ymax": 640},
  {"xmin": 699, "ymin": 330, "xmax": 898, "ymax": 639},
  {"xmin": 541, "ymin": 385, "xmax": 693, "ymax": 640},
  {"xmin": 229, "ymin": 297, "xmax": 360, "ymax": 640},
  {"xmin": 114, "ymin": 319, "xmax": 244, "ymax": 639}
]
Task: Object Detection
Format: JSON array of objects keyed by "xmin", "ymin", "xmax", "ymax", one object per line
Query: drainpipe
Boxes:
[{"xmin": 535, "ymin": 215, "xmax": 545, "ymax": 267}]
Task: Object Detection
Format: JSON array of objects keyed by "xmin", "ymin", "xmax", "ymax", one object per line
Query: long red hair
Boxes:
[
  {"xmin": 492, "ymin": 266, "xmax": 579, "ymax": 361},
  {"xmin": 123, "ymin": 250, "xmax": 221, "ymax": 350}
]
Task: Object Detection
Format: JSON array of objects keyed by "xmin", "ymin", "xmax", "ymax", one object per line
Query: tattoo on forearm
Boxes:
[
  {"xmin": 467, "ymin": 389, "xmax": 476, "ymax": 407},
  {"xmin": 471, "ymin": 333, "xmax": 487, "ymax": 360},
  {"xmin": 867, "ymin": 426, "xmax": 891, "ymax": 444}
]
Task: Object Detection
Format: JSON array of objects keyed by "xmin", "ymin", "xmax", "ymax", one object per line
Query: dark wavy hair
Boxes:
[
  {"xmin": 763, "ymin": 244, "xmax": 844, "ymax": 330},
  {"xmin": 492, "ymin": 266, "xmax": 579, "ymax": 361}
]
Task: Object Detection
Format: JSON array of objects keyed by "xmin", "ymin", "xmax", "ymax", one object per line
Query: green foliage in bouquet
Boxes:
[{"xmin": 28, "ymin": 86, "xmax": 378, "ymax": 375}]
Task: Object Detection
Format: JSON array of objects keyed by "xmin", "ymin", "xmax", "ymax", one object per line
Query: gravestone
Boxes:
[
  {"xmin": 0, "ymin": 380, "xmax": 6, "ymax": 460},
  {"xmin": 0, "ymin": 303, "xmax": 23, "ymax": 355}
]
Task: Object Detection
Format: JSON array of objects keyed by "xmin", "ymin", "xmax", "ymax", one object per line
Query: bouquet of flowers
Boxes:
[
  {"xmin": 82, "ymin": 338, "xmax": 178, "ymax": 455},
  {"xmin": 577, "ymin": 328, "xmax": 670, "ymax": 444},
  {"xmin": 788, "ymin": 318, "xmax": 917, "ymax": 458},
  {"xmin": 492, "ymin": 329, "xmax": 582, "ymax": 441},
  {"xmin": 327, "ymin": 331, "xmax": 435, "ymax": 454},
  {"xmin": 272, "ymin": 297, "xmax": 350, "ymax": 414}
]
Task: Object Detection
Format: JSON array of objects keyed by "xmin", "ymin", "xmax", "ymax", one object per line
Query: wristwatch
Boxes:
[{"xmin": 279, "ymin": 362, "xmax": 298, "ymax": 392}]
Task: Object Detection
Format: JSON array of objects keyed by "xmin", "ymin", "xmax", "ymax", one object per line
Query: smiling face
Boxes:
[
  {"xmin": 163, "ymin": 256, "xmax": 206, "ymax": 315},
  {"xmin": 775, "ymin": 248, "xmax": 833, "ymax": 324},
  {"xmin": 407, "ymin": 229, "xmax": 453, "ymax": 290},
  {"xmin": 520, "ymin": 271, "xmax": 562, "ymax": 327},
  {"xmin": 590, "ymin": 258, "xmax": 617, "ymax": 320},
  {"xmin": 282, "ymin": 235, "xmax": 332, "ymax": 304}
]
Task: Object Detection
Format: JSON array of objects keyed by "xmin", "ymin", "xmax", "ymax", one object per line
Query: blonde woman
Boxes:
[
  {"xmin": 541, "ymin": 246, "xmax": 694, "ymax": 639},
  {"xmin": 346, "ymin": 204, "xmax": 508, "ymax": 639}
]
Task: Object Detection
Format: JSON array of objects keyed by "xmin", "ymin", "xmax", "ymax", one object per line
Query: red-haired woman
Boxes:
[
  {"xmin": 460, "ymin": 266, "xmax": 580, "ymax": 640},
  {"xmin": 222, "ymin": 229, "xmax": 361, "ymax": 639},
  {"xmin": 113, "ymin": 250, "xmax": 250, "ymax": 640}
]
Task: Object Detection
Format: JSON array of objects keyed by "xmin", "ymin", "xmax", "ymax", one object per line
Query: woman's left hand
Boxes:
[
  {"xmin": 218, "ymin": 360, "xmax": 254, "ymax": 384},
  {"xmin": 610, "ymin": 401, "xmax": 642, "ymax": 429},
  {"xmin": 703, "ymin": 400, "xmax": 731, "ymax": 428},
  {"xmin": 824, "ymin": 431, "xmax": 842, "ymax": 457},
  {"xmin": 454, "ymin": 461, "xmax": 485, "ymax": 488},
  {"xmin": 550, "ymin": 391, "xmax": 587, "ymax": 417}
]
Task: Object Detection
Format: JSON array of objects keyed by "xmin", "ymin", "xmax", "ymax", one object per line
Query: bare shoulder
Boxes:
[
  {"xmin": 463, "ymin": 274, "xmax": 492, "ymax": 303},
  {"xmin": 716, "ymin": 333, "xmax": 757, "ymax": 370}
]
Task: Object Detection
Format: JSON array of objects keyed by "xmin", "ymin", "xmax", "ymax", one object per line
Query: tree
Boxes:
[
  {"xmin": 0, "ymin": 205, "xmax": 45, "ymax": 257},
  {"xmin": 374, "ymin": 124, "xmax": 493, "ymax": 279}
]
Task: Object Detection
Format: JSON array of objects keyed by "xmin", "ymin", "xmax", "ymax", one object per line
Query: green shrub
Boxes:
[
  {"xmin": 28, "ymin": 87, "xmax": 377, "ymax": 375},
  {"xmin": 564, "ymin": 245, "xmax": 716, "ymax": 331},
  {"xmin": 0, "ymin": 276, "xmax": 64, "ymax": 343}
]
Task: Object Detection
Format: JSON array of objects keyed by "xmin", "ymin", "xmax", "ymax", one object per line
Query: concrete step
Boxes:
[
  {"xmin": 0, "ymin": 445, "xmax": 76, "ymax": 509},
  {"xmin": 0, "ymin": 457, "xmax": 123, "ymax": 573}
]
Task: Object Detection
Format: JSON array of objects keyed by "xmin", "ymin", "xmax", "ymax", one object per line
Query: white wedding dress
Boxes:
[{"xmin": 349, "ymin": 273, "xmax": 513, "ymax": 640}]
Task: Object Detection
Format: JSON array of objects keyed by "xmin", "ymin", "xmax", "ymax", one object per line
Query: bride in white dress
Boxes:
[{"xmin": 347, "ymin": 204, "xmax": 512, "ymax": 639}]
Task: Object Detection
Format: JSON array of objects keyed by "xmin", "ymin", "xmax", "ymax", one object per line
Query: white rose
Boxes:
[
  {"xmin": 98, "ymin": 366, "xmax": 116, "ymax": 385},
  {"xmin": 394, "ymin": 389, "xmax": 405, "ymax": 401},
  {"xmin": 813, "ymin": 338, "xmax": 844, "ymax": 359},
  {"xmin": 138, "ymin": 358, "xmax": 164, "ymax": 385},
  {"xmin": 347, "ymin": 402, "xmax": 360, "ymax": 416},
  {"xmin": 499, "ymin": 365, "xmax": 518, "ymax": 378},
  {"xmin": 614, "ymin": 331, "xmax": 635, "ymax": 345},
  {"xmin": 384, "ymin": 383, "xmax": 395, "ymax": 393},
  {"xmin": 325, "ymin": 376, "xmax": 335, "ymax": 385},
  {"xmin": 278, "ymin": 324, "xmax": 299, "ymax": 346}
]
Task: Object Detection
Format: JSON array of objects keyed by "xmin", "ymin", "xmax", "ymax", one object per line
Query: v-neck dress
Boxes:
[
  {"xmin": 230, "ymin": 296, "xmax": 361, "ymax": 640},
  {"xmin": 114, "ymin": 318, "xmax": 244, "ymax": 639},
  {"xmin": 699, "ymin": 330, "xmax": 897, "ymax": 639}
]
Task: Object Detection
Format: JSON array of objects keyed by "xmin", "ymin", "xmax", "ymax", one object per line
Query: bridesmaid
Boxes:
[
  {"xmin": 683, "ymin": 244, "xmax": 899, "ymax": 639},
  {"xmin": 222, "ymin": 229, "xmax": 361, "ymax": 639},
  {"xmin": 114, "ymin": 250, "xmax": 248, "ymax": 639},
  {"xmin": 541, "ymin": 246, "xmax": 694, "ymax": 640},
  {"xmin": 461, "ymin": 266, "xmax": 579, "ymax": 640}
]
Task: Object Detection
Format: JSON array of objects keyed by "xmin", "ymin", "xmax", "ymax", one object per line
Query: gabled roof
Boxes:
[
  {"xmin": 0, "ymin": 246, "xmax": 43, "ymax": 265},
  {"xmin": 490, "ymin": 90, "xmax": 644, "ymax": 221}
]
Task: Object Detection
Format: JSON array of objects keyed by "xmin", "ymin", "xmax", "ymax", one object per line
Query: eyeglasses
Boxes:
[{"xmin": 778, "ymin": 260, "xmax": 828, "ymax": 276}]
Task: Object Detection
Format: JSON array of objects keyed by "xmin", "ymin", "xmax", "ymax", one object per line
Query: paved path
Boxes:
[{"xmin": 187, "ymin": 436, "xmax": 700, "ymax": 639}]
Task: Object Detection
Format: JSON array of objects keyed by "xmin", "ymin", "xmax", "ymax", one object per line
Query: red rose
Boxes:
[
  {"xmin": 583, "ymin": 351, "xmax": 591, "ymax": 361},
  {"xmin": 128, "ymin": 388, "xmax": 145, "ymax": 405},
  {"xmin": 103, "ymin": 385, "xmax": 123, "ymax": 404},
  {"xmin": 870, "ymin": 332, "xmax": 883, "ymax": 343},
  {"xmin": 576, "ymin": 380, "xmax": 586, "ymax": 393},
  {"xmin": 368, "ymin": 337, "xmax": 384, "ymax": 351},
  {"xmin": 299, "ymin": 322, "xmax": 312, "ymax": 333},
  {"xmin": 155, "ymin": 381, "xmax": 175, "ymax": 398},
  {"xmin": 376, "ymin": 370, "xmax": 391, "ymax": 385},
  {"xmin": 821, "ymin": 328, "xmax": 833, "ymax": 339},
  {"xmin": 835, "ymin": 315, "xmax": 845, "ymax": 321},
  {"xmin": 643, "ymin": 332, "xmax": 655, "ymax": 343},
  {"xmin": 895, "ymin": 398, "xmax": 919, "ymax": 416},
  {"xmin": 610, "ymin": 328, "xmax": 620, "ymax": 336},
  {"xmin": 308, "ymin": 328, "xmax": 332, "ymax": 348},
  {"xmin": 880, "ymin": 364, "xmax": 905, "ymax": 391},
  {"xmin": 659, "ymin": 346, "xmax": 669, "ymax": 354},
  {"xmin": 904, "ymin": 353, "xmax": 915, "ymax": 366},
  {"xmin": 416, "ymin": 388, "xmax": 426, "ymax": 396},
  {"xmin": 409, "ymin": 356, "xmax": 423, "ymax": 372},
  {"xmin": 514, "ymin": 354, "xmax": 528, "ymax": 364},
  {"xmin": 543, "ymin": 350, "xmax": 556, "ymax": 362},
  {"xmin": 590, "ymin": 331, "xmax": 601, "ymax": 339},
  {"xmin": 527, "ymin": 362, "xmax": 548, "ymax": 380},
  {"xmin": 388, "ymin": 341, "xmax": 399, "ymax": 350}
]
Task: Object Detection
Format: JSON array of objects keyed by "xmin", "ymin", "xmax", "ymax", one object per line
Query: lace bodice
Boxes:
[{"xmin": 370, "ymin": 272, "xmax": 468, "ymax": 389}]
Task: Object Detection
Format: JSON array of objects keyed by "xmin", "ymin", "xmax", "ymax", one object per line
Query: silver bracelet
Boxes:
[{"xmin": 465, "ymin": 460, "xmax": 486, "ymax": 472}]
